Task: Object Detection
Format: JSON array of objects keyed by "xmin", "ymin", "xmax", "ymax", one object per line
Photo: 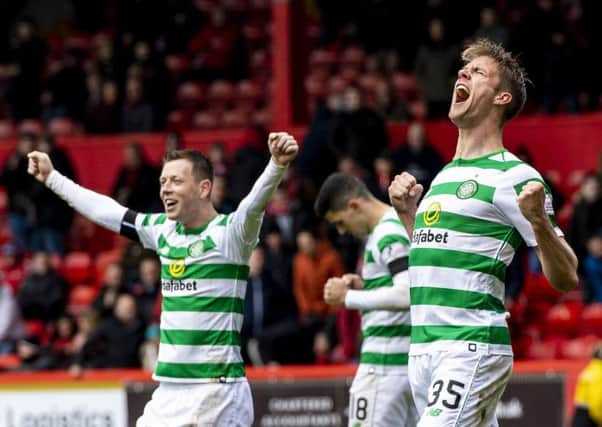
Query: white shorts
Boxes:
[
  {"xmin": 348, "ymin": 370, "xmax": 418, "ymax": 427},
  {"xmin": 409, "ymin": 352, "xmax": 513, "ymax": 427},
  {"xmin": 136, "ymin": 380, "xmax": 253, "ymax": 427}
]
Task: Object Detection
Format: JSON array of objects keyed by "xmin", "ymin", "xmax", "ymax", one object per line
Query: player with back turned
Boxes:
[
  {"xmin": 389, "ymin": 39, "xmax": 578, "ymax": 426},
  {"xmin": 28, "ymin": 132, "xmax": 298, "ymax": 427}
]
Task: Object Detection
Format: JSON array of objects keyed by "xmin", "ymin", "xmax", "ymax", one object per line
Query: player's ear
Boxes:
[
  {"xmin": 494, "ymin": 91, "xmax": 512, "ymax": 106},
  {"xmin": 348, "ymin": 198, "xmax": 360, "ymax": 211},
  {"xmin": 199, "ymin": 178, "xmax": 212, "ymax": 199}
]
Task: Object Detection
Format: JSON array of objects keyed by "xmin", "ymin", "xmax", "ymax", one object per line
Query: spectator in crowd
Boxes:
[
  {"xmin": 211, "ymin": 174, "xmax": 235, "ymax": 214},
  {"xmin": 329, "ymin": 85, "xmax": 389, "ymax": 175},
  {"xmin": 0, "ymin": 133, "xmax": 38, "ymax": 252},
  {"xmin": 30, "ymin": 133, "xmax": 76, "ymax": 255},
  {"xmin": 228, "ymin": 127, "xmax": 269, "ymax": 204},
  {"xmin": 293, "ymin": 229, "xmax": 344, "ymax": 362},
  {"xmin": 71, "ymin": 309, "xmax": 98, "ymax": 356},
  {"xmin": 14, "ymin": 336, "xmax": 59, "ymax": 371},
  {"xmin": 543, "ymin": 30, "xmax": 579, "ymax": 114},
  {"xmin": 50, "ymin": 314, "xmax": 77, "ymax": 368},
  {"xmin": 569, "ymin": 173, "xmax": 602, "ymax": 270},
  {"xmin": 92, "ymin": 262, "xmax": 126, "ymax": 319},
  {"xmin": 414, "ymin": 18, "xmax": 460, "ymax": 119},
  {"xmin": 72, "ymin": 294, "xmax": 145, "ymax": 370},
  {"xmin": 208, "ymin": 141, "xmax": 230, "ymax": 177},
  {"xmin": 163, "ymin": 132, "xmax": 184, "ymax": 154},
  {"xmin": 111, "ymin": 142, "xmax": 161, "ymax": 212},
  {"xmin": 0, "ymin": 280, "xmax": 25, "ymax": 354},
  {"xmin": 262, "ymin": 217, "xmax": 295, "ymax": 295},
  {"xmin": 84, "ymin": 80, "xmax": 121, "ymax": 134},
  {"xmin": 3, "ymin": 18, "xmax": 47, "ymax": 120},
  {"xmin": 126, "ymin": 256, "xmax": 160, "ymax": 326},
  {"xmin": 242, "ymin": 246, "xmax": 298, "ymax": 365},
  {"xmin": 473, "ymin": 7, "xmax": 509, "ymax": 47},
  {"xmin": 572, "ymin": 343, "xmax": 602, "ymax": 427},
  {"xmin": 17, "ymin": 251, "xmax": 68, "ymax": 322},
  {"xmin": 393, "ymin": 121, "xmax": 444, "ymax": 191},
  {"xmin": 584, "ymin": 231, "xmax": 602, "ymax": 304},
  {"xmin": 0, "ymin": 243, "xmax": 26, "ymax": 295},
  {"xmin": 365, "ymin": 150, "xmax": 395, "ymax": 202},
  {"xmin": 121, "ymin": 77, "xmax": 154, "ymax": 133},
  {"xmin": 45, "ymin": 47, "xmax": 88, "ymax": 121}
]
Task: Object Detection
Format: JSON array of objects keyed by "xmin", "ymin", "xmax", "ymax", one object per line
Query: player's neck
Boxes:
[
  {"xmin": 454, "ymin": 121, "xmax": 504, "ymax": 160},
  {"xmin": 367, "ymin": 199, "xmax": 390, "ymax": 231},
  {"xmin": 180, "ymin": 204, "xmax": 218, "ymax": 230}
]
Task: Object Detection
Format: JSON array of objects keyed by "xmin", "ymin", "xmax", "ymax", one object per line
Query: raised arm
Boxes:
[
  {"xmin": 27, "ymin": 151, "xmax": 128, "ymax": 233},
  {"xmin": 518, "ymin": 181, "xmax": 578, "ymax": 292},
  {"xmin": 226, "ymin": 132, "xmax": 298, "ymax": 256},
  {"xmin": 388, "ymin": 172, "xmax": 423, "ymax": 238}
]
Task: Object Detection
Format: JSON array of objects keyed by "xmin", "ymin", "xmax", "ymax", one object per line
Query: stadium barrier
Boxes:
[
  {"xmin": 0, "ymin": 361, "xmax": 587, "ymax": 427},
  {"xmin": 1, "ymin": 113, "xmax": 601, "ymax": 195}
]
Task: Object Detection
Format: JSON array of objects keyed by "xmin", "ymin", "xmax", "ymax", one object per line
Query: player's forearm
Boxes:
[
  {"xmin": 233, "ymin": 159, "xmax": 286, "ymax": 240},
  {"xmin": 46, "ymin": 170, "xmax": 127, "ymax": 233},
  {"xmin": 531, "ymin": 217, "xmax": 578, "ymax": 292},
  {"xmin": 345, "ymin": 284, "xmax": 410, "ymax": 311},
  {"xmin": 397, "ymin": 210, "xmax": 416, "ymax": 239}
]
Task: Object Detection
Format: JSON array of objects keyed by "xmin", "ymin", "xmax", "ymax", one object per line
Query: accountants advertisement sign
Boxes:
[{"xmin": 0, "ymin": 385, "xmax": 127, "ymax": 427}]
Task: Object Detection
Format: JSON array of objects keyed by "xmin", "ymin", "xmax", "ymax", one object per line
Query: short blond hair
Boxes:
[{"xmin": 462, "ymin": 39, "xmax": 528, "ymax": 124}]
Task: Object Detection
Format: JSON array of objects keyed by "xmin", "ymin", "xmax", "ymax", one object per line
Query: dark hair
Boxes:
[
  {"xmin": 163, "ymin": 149, "xmax": 213, "ymax": 182},
  {"xmin": 314, "ymin": 173, "xmax": 372, "ymax": 218},
  {"xmin": 462, "ymin": 39, "xmax": 528, "ymax": 124}
]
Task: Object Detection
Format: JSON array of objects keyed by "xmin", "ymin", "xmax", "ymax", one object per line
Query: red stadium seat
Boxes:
[
  {"xmin": 166, "ymin": 54, "xmax": 191, "ymax": 75},
  {"xmin": 328, "ymin": 75, "xmax": 348, "ymax": 96},
  {"xmin": 543, "ymin": 303, "xmax": 581, "ymax": 338},
  {"xmin": 68, "ymin": 285, "xmax": 98, "ymax": 315},
  {"xmin": 236, "ymin": 80, "xmax": 262, "ymax": 103},
  {"xmin": 305, "ymin": 73, "xmax": 328, "ymax": 99},
  {"xmin": 192, "ymin": 111, "xmax": 220, "ymax": 129},
  {"xmin": 207, "ymin": 80, "xmax": 235, "ymax": 112},
  {"xmin": 561, "ymin": 335, "xmax": 600, "ymax": 360},
  {"xmin": 525, "ymin": 338, "xmax": 564, "ymax": 360},
  {"xmin": 94, "ymin": 249, "xmax": 122, "ymax": 283},
  {"xmin": 48, "ymin": 117, "xmax": 78, "ymax": 136},
  {"xmin": 63, "ymin": 251, "xmax": 93, "ymax": 285},
  {"xmin": 176, "ymin": 82, "xmax": 206, "ymax": 110},
  {"xmin": 579, "ymin": 304, "xmax": 602, "ymax": 337},
  {"xmin": 340, "ymin": 46, "xmax": 366, "ymax": 67},
  {"xmin": 17, "ymin": 119, "xmax": 43, "ymax": 135},
  {"xmin": 252, "ymin": 107, "xmax": 271, "ymax": 127},
  {"xmin": 309, "ymin": 49, "xmax": 338, "ymax": 71},
  {"xmin": 222, "ymin": 108, "xmax": 251, "ymax": 128},
  {"xmin": 167, "ymin": 110, "xmax": 192, "ymax": 131}
]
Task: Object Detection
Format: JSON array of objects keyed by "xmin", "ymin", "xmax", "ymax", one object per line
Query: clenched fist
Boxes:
[
  {"xmin": 517, "ymin": 181, "xmax": 547, "ymax": 223},
  {"xmin": 388, "ymin": 172, "xmax": 423, "ymax": 215},
  {"xmin": 268, "ymin": 132, "xmax": 298, "ymax": 167},
  {"xmin": 27, "ymin": 151, "xmax": 55, "ymax": 183},
  {"xmin": 323, "ymin": 277, "xmax": 349, "ymax": 305}
]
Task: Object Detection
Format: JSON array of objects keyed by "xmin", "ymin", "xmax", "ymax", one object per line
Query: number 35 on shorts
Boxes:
[{"xmin": 426, "ymin": 379, "xmax": 466, "ymax": 416}]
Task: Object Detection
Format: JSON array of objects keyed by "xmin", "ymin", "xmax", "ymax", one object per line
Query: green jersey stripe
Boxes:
[
  {"xmin": 513, "ymin": 178, "xmax": 551, "ymax": 195},
  {"xmin": 363, "ymin": 324, "xmax": 411, "ymax": 338},
  {"xmin": 364, "ymin": 250, "xmax": 375, "ymax": 263},
  {"xmin": 154, "ymin": 214, "xmax": 167, "ymax": 225},
  {"xmin": 155, "ymin": 361, "xmax": 245, "ymax": 379},
  {"xmin": 381, "ymin": 218, "xmax": 402, "ymax": 226},
  {"xmin": 364, "ymin": 275, "xmax": 393, "ymax": 290},
  {"xmin": 161, "ymin": 263, "xmax": 249, "ymax": 280},
  {"xmin": 142, "ymin": 214, "xmax": 152, "ymax": 226},
  {"xmin": 410, "ymin": 286, "xmax": 505, "ymax": 313},
  {"xmin": 410, "ymin": 248, "xmax": 506, "ymax": 283},
  {"xmin": 160, "ymin": 329, "xmax": 241, "ymax": 346},
  {"xmin": 425, "ymin": 182, "xmax": 495, "ymax": 204},
  {"xmin": 377, "ymin": 234, "xmax": 410, "ymax": 252},
  {"xmin": 414, "ymin": 211, "xmax": 523, "ymax": 250},
  {"xmin": 162, "ymin": 296, "xmax": 243, "ymax": 314},
  {"xmin": 360, "ymin": 352, "xmax": 408, "ymax": 366},
  {"xmin": 411, "ymin": 325, "xmax": 511, "ymax": 345},
  {"xmin": 442, "ymin": 157, "xmax": 523, "ymax": 172}
]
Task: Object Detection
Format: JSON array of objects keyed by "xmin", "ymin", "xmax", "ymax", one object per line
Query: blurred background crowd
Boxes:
[{"xmin": 1, "ymin": 0, "xmax": 602, "ymax": 373}]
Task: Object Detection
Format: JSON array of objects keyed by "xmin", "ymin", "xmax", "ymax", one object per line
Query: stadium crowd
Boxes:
[{"xmin": 0, "ymin": 0, "xmax": 602, "ymax": 376}]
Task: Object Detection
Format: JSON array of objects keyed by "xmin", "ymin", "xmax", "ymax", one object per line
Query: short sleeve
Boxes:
[
  {"xmin": 134, "ymin": 213, "xmax": 168, "ymax": 250},
  {"xmin": 494, "ymin": 164, "xmax": 563, "ymax": 247}
]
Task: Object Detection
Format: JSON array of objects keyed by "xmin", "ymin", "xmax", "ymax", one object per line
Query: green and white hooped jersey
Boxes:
[
  {"xmin": 359, "ymin": 208, "xmax": 411, "ymax": 375},
  {"xmin": 135, "ymin": 212, "xmax": 251, "ymax": 383},
  {"xmin": 409, "ymin": 150, "xmax": 562, "ymax": 356}
]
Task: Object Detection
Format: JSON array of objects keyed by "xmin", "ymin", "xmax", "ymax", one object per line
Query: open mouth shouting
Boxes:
[
  {"xmin": 454, "ymin": 83, "xmax": 470, "ymax": 104},
  {"xmin": 164, "ymin": 198, "xmax": 178, "ymax": 212}
]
